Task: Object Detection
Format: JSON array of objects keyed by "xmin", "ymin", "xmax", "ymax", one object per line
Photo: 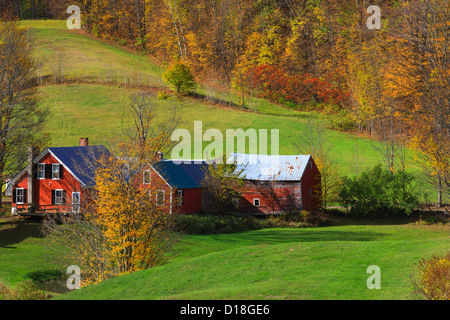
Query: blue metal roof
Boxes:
[
  {"xmin": 154, "ymin": 160, "xmax": 208, "ymax": 189},
  {"xmin": 228, "ymin": 153, "xmax": 311, "ymax": 181},
  {"xmin": 48, "ymin": 145, "xmax": 111, "ymax": 186}
]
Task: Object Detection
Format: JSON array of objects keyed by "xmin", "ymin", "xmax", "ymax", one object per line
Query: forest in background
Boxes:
[{"xmin": 0, "ymin": 0, "xmax": 448, "ymax": 206}]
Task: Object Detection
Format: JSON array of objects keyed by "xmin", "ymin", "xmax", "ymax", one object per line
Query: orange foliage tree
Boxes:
[
  {"xmin": 42, "ymin": 147, "xmax": 175, "ymax": 286},
  {"xmin": 92, "ymin": 152, "xmax": 174, "ymax": 276}
]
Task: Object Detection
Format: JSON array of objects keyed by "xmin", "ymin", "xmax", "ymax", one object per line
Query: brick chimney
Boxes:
[
  {"xmin": 79, "ymin": 138, "xmax": 89, "ymax": 147},
  {"xmin": 27, "ymin": 146, "xmax": 39, "ymax": 207},
  {"xmin": 155, "ymin": 151, "xmax": 164, "ymax": 162}
]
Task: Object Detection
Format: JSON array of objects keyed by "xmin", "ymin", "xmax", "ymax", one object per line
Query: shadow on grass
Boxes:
[
  {"xmin": 26, "ymin": 269, "xmax": 71, "ymax": 294},
  {"xmin": 202, "ymin": 229, "xmax": 387, "ymax": 247},
  {"xmin": 0, "ymin": 217, "xmax": 44, "ymax": 249}
]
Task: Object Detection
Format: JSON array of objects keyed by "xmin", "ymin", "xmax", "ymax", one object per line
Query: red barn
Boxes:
[
  {"xmin": 10, "ymin": 138, "xmax": 111, "ymax": 216},
  {"xmin": 228, "ymin": 153, "xmax": 321, "ymax": 215},
  {"xmin": 139, "ymin": 157, "xmax": 208, "ymax": 214}
]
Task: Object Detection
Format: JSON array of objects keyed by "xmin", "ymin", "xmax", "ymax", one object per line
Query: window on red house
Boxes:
[
  {"xmin": 156, "ymin": 190, "xmax": 165, "ymax": 206},
  {"xmin": 37, "ymin": 163, "xmax": 46, "ymax": 179},
  {"xmin": 72, "ymin": 192, "xmax": 81, "ymax": 213},
  {"xmin": 52, "ymin": 164, "xmax": 61, "ymax": 180},
  {"xmin": 16, "ymin": 188, "xmax": 25, "ymax": 204},
  {"xmin": 143, "ymin": 170, "xmax": 151, "ymax": 185},
  {"xmin": 177, "ymin": 190, "xmax": 184, "ymax": 206},
  {"xmin": 54, "ymin": 189, "xmax": 64, "ymax": 205},
  {"xmin": 52, "ymin": 190, "xmax": 66, "ymax": 205}
]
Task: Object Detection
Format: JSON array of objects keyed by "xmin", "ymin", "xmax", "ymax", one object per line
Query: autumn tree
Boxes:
[
  {"xmin": 348, "ymin": 39, "xmax": 409, "ymax": 173},
  {"xmin": 297, "ymin": 121, "xmax": 341, "ymax": 209},
  {"xmin": 0, "ymin": 18, "xmax": 49, "ymax": 207},
  {"xmin": 42, "ymin": 151, "xmax": 175, "ymax": 285},
  {"xmin": 202, "ymin": 154, "xmax": 246, "ymax": 215},
  {"xmin": 92, "ymin": 152, "xmax": 174, "ymax": 276},
  {"xmin": 386, "ymin": 0, "xmax": 449, "ymax": 206},
  {"xmin": 123, "ymin": 92, "xmax": 180, "ymax": 165}
]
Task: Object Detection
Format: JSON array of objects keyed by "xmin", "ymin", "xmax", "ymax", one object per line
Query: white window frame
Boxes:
[
  {"xmin": 16, "ymin": 188, "xmax": 25, "ymax": 204},
  {"xmin": 143, "ymin": 170, "xmax": 151, "ymax": 185},
  {"xmin": 253, "ymin": 198, "xmax": 260, "ymax": 207},
  {"xmin": 55, "ymin": 189, "xmax": 64, "ymax": 205},
  {"xmin": 52, "ymin": 164, "xmax": 60, "ymax": 180},
  {"xmin": 37, "ymin": 163, "xmax": 46, "ymax": 179},
  {"xmin": 72, "ymin": 192, "xmax": 81, "ymax": 213},
  {"xmin": 177, "ymin": 190, "xmax": 184, "ymax": 206},
  {"xmin": 156, "ymin": 190, "xmax": 165, "ymax": 206}
]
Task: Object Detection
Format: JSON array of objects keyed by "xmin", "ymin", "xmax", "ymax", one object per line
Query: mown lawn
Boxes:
[
  {"xmin": 0, "ymin": 217, "xmax": 61, "ymax": 286},
  {"xmin": 1, "ymin": 215, "xmax": 448, "ymax": 300},
  {"xmin": 56, "ymin": 223, "xmax": 449, "ymax": 300}
]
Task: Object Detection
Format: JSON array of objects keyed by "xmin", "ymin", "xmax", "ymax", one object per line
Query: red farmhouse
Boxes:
[{"xmin": 10, "ymin": 138, "xmax": 110, "ymax": 216}]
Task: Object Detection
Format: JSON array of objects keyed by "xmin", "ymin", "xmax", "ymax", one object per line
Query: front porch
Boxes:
[{"xmin": 13, "ymin": 204, "xmax": 80, "ymax": 217}]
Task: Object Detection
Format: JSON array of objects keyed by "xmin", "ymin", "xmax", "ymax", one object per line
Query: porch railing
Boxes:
[{"xmin": 15, "ymin": 204, "xmax": 79, "ymax": 216}]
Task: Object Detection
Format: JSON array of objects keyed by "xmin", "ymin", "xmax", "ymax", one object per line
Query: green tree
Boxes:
[
  {"xmin": 339, "ymin": 164, "xmax": 419, "ymax": 216},
  {"xmin": 163, "ymin": 61, "xmax": 195, "ymax": 95}
]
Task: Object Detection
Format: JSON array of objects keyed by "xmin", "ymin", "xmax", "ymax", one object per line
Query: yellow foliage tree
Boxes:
[{"xmin": 93, "ymin": 153, "xmax": 174, "ymax": 275}]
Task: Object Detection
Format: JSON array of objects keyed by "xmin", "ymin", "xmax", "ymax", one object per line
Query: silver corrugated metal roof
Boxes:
[{"xmin": 228, "ymin": 153, "xmax": 311, "ymax": 181}]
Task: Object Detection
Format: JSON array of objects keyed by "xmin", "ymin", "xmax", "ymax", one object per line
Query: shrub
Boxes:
[
  {"xmin": 277, "ymin": 210, "xmax": 310, "ymax": 222},
  {"xmin": 157, "ymin": 90, "xmax": 169, "ymax": 99},
  {"xmin": 304, "ymin": 210, "xmax": 330, "ymax": 227},
  {"xmin": 268, "ymin": 210, "xmax": 329, "ymax": 228},
  {"xmin": 327, "ymin": 110, "xmax": 357, "ymax": 131},
  {"xmin": 117, "ymin": 38, "xmax": 127, "ymax": 46},
  {"xmin": 26, "ymin": 269, "xmax": 64, "ymax": 283},
  {"xmin": 0, "ymin": 280, "xmax": 51, "ymax": 300},
  {"xmin": 339, "ymin": 164, "xmax": 419, "ymax": 216},
  {"xmin": 248, "ymin": 65, "xmax": 349, "ymax": 108},
  {"xmin": 413, "ymin": 253, "xmax": 450, "ymax": 300},
  {"xmin": 174, "ymin": 214, "xmax": 261, "ymax": 234}
]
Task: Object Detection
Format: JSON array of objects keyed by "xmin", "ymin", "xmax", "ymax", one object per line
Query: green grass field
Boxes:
[
  {"xmin": 56, "ymin": 223, "xmax": 449, "ymax": 300},
  {"xmin": 0, "ymin": 217, "xmax": 60, "ymax": 286},
  {"xmin": 1, "ymin": 216, "xmax": 448, "ymax": 300}
]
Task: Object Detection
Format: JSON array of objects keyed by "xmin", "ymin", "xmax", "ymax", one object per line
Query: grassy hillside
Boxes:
[
  {"xmin": 24, "ymin": 20, "xmax": 164, "ymax": 86},
  {"xmin": 21, "ymin": 20, "xmax": 424, "ymax": 178},
  {"xmin": 39, "ymin": 83, "xmax": 390, "ymax": 176},
  {"xmin": 56, "ymin": 224, "xmax": 449, "ymax": 300}
]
